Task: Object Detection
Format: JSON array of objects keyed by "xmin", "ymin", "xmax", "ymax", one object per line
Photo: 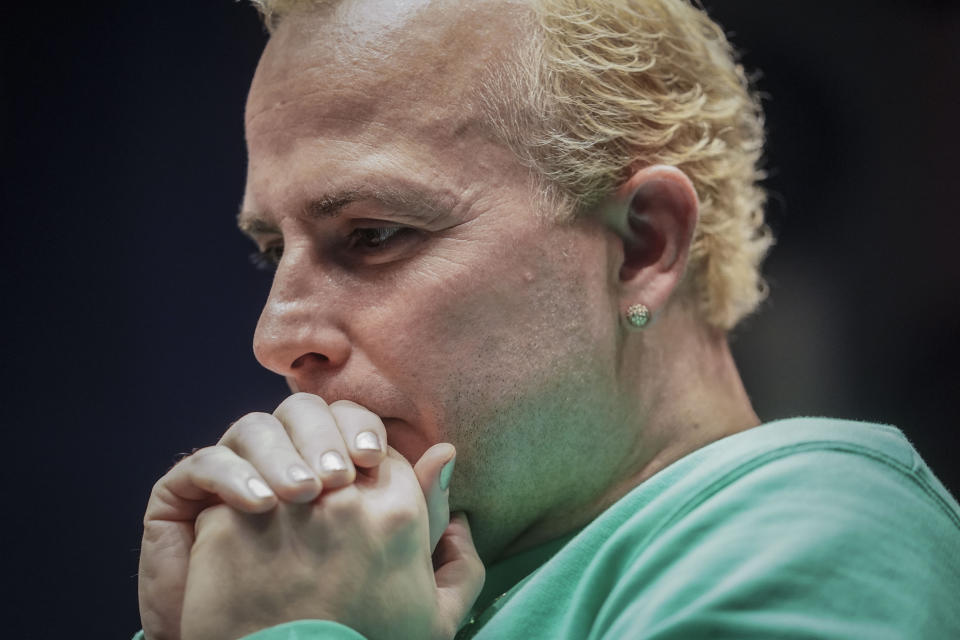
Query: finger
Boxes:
[
  {"xmin": 433, "ymin": 512, "xmax": 486, "ymax": 637},
  {"xmin": 145, "ymin": 445, "xmax": 278, "ymax": 522},
  {"xmin": 413, "ymin": 443, "xmax": 456, "ymax": 551},
  {"xmin": 219, "ymin": 411, "xmax": 322, "ymax": 503},
  {"xmin": 328, "ymin": 400, "xmax": 388, "ymax": 469},
  {"xmin": 139, "ymin": 518, "xmax": 192, "ymax": 640},
  {"xmin": 273, "ymin": 393, "xmax": 356, "ymax": 490},
  {"xmin": 321, "ymin": 447, "xmax": 423, "ymax": 531}
]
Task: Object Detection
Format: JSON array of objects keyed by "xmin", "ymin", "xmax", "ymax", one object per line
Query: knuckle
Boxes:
[
  {"xmin": 324, "ymin": 499, "xmax": 352, "ymax": 522},
  {"xmin": 186, "ymin": 445, "xmax": 224, "ymax": 465},
  {"xmin": 148, "ymin": 474, "xmax": 170, "ymax": 500},
  {"xmin": 236, "ymin": 410, "xmax": 277, "ymax": 428},
  {"xmin": 179, "ymin": 446, "xmax": 232, "ymax": 480},
  {"xmin": 290, "ymin": 391, "xmax": 326, "ymax": 404},
  {"xmin": 330, "ymin": 399, "xmax": 378, "ymax": 418},
  {"xmin": 380, "ymin": 501, "xmax": 422, "ymax": 535},
  {"xmin": 194, "ymin": 504, "xmax": 235, "ymax": 540},
  {"xmin": 323, "ymin": 495, "xmax": 358, "ymax": 523},
  {"xmin": 321, "ymin": 485, "xmax": 366, "ymax": 520},
  {"xmin": 473, "ymin": 557, "xmax": 487, "ymax": 583},
  {"xmin": 277, "ymin": 392, "xmax": 328, "ymax": 415},
  {"xmin": 140, "ymin": 518, "xmax": 168, "ymax": 547},
  {"xmin": 224, "ymin": 412, "xmax": 277, "ymax": 442}
]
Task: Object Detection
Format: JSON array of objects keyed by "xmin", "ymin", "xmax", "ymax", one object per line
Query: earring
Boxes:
[{"xmin": 626, "ymin": 303, "xmax": 651, "ymax": 329}]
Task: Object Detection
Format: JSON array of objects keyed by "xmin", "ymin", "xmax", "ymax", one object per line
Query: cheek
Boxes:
[
  {"xmin": 388, "ymin": 238, "xmax": 611, "ymax": 422},
  {"xmin": 410, "ymin": 245, "xmax": 558, "ymax": 366}
]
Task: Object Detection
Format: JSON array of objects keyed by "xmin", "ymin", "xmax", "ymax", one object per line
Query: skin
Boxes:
[
  {"xmin": 138, "ymin": 0, "xmax": 763, "ymax": 636},
  {"xmin": 240, "ymin": 0, "xmax": 758, "ymax": 562},
  {"xmin": 139, "ymin": 394, "xmax": 475, "ymax": 639}
]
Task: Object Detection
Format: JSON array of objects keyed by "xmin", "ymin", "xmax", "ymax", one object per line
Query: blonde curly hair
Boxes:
[{"xmin": 248, "ymin": 0, "xmax": 773, "ymax": 331}]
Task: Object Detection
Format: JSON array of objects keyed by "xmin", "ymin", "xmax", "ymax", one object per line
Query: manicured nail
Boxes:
[
  {"xmin": 288, "ymin": 465, "xmax": 313, "ymax": 483},
  {"xmin": 247, "ymin": 477, "xmax": 274, "ymax": 499},
  {"xmin": 355, "ymin": 431, "xmax": 382, "ymax": 452},
  {"xmin": 439, "ymin": 456, "xmax": 455, "ymax": 492},
  {"xmin": 319, "ymin": 450, "xmax": 348, "ymax": 472}
]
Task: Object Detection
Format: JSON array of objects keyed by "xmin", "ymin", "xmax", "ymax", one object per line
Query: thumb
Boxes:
[
  {"xmin": 433, "ymin": 512, "xmax": 485, "ymax": 640},
  {"xmin": 414, "ymin": 442, "xmax": 456, "ymax": 551}
]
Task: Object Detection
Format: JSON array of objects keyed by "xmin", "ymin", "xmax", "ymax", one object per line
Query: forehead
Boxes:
[
  {"xmin": 241, "ymin": 0, "xmax": 534, "ymax": 223},
  {"xmin": 245, "ymin": 0, "xmax": 524, "ymax": 155}
]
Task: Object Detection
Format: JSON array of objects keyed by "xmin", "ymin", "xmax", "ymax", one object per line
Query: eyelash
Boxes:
[
  {"xmin": 348, "ymin": 225, "xmax": 408, "ymax": 251},
  {"xmin": 248, "ymin": 225, "xmax": 412, "ymax": 271}
]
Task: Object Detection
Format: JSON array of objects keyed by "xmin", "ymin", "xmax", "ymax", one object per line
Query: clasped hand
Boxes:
[{"xmin": 137, "ymin": 393, "xmax": 484, "ymax": 640}]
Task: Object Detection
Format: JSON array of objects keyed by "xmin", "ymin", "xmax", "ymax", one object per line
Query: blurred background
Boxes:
[{"xmin": 1, "ymin": 1, "xmax": 957, "ymax": 636}]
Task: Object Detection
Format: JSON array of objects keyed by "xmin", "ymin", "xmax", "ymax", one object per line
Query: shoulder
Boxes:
[
  {"xmin": 593, "ymin": 417, "xmax": 960, "ymax": 637},
  {"xmin": 693, "ymin": 415, "xmax": 927, "ymax": 476},
  {"xmin": 621, "ymin": 417, "xmax": 960, "ymax": 566},
  {"xmin": 472, "ymin": 418, "xmax": 960, "ymax": 639},
  {"xmin": 679, "ymin": 417, "xmax": 960, "ymax": 528}
]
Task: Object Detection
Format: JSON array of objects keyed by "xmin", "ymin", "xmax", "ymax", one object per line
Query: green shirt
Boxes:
[{"xmin": 135, "ymin": 417, "xmax": 960, "ymax": 639}]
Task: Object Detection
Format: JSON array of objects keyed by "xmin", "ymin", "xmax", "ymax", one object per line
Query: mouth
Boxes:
[{"xmin": 284, "ymin": 385, "xmax": 428, "ymax": 460}]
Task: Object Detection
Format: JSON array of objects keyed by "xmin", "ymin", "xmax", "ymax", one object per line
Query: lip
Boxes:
[
  {"xmin": 286, "ymin": 388, "xmax": 422, "ymax": 453},
  {"xmin": 309, "ymin": 385, "xmax": 414, "ymax": 422}
]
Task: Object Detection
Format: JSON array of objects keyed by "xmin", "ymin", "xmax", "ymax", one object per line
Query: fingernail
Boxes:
[
  {"xmin": 288, "ymin": 465, "xmax": 313, "ymax": 483},
  {"xmin": 319, "ymin": 450, "xmax": 348, "ymax": 472},
  {"xmin": 439, "ymin": 456, "xmax": 455, "ymax": 492},
  {"xmin": 247, "ymin": 477, "xmax": 274, "ymax": 499},
  {"xmin": 355, "ymin": 431, "xmax": 382, "ymax": 452}
]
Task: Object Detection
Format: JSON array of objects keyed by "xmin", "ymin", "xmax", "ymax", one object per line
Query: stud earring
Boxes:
[{"xmin": 626, "ymin": 303, "xmax": 651, "ymax": 329}]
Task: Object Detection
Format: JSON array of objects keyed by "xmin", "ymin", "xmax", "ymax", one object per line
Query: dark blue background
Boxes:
[{"xmin": 2, "ymin": 1, "xmax": 957, "ymax": 637}]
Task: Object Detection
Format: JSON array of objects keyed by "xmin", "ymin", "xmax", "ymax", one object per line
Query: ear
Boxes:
[{"xmin": 604, "ymin": 165, "xmax": 699, "ymax": 322}]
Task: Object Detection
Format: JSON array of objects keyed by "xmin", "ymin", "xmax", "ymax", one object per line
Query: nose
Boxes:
[{"xmin": 253, "ymin": 256, "xmax": 351, "ymax": 381}]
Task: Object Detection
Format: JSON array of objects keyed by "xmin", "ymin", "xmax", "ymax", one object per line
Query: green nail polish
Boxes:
[{"xmin": 439, "ymin": 457, "xmax": 455, "ymax": 492}]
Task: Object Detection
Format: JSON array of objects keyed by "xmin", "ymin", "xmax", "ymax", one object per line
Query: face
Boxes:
[{"xmin": 241, "ymin": 0, "xmax": 643, "ymax": 560}]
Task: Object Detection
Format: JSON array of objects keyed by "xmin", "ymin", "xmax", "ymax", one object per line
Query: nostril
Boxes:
[{"xmin": 291, "ymin": 352, "xmax": 330, "ymax": 370}]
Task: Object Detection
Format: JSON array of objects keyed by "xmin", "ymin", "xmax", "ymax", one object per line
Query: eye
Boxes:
[
  {"xmin": 249, "ymin": 244, "xmax": 283, "ymax": 272},
  {"xmin": 347, "ymin": 225, "xmax": 414, "ymax": 252}
]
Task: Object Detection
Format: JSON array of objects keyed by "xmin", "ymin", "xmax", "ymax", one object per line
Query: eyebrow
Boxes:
[{"xmin": 237, "ymin": 184, "xmax": 457, "ymax": 235}]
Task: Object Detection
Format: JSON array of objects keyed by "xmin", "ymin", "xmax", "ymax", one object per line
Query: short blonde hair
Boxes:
[
  {"xmin": 482, "ymin": 0, "xmax": 772, "ymax": 331},
  {"xmin": 249, "ymin": 0, "xmax": 773, "ymax": 331}
]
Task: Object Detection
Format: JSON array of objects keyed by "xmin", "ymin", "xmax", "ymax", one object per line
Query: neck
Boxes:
[
  {"xmin": 627, "ymin": 306, "xmax": 761, "ymax": 488},
  {"xmin": 499, "ymin": 304, "xmax": 760, "ymax": 560}
]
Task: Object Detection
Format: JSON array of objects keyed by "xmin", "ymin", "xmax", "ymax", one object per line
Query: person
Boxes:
[{"xmin": 135, "ymin": 0, "xmax": 960, "ymax": 638}]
